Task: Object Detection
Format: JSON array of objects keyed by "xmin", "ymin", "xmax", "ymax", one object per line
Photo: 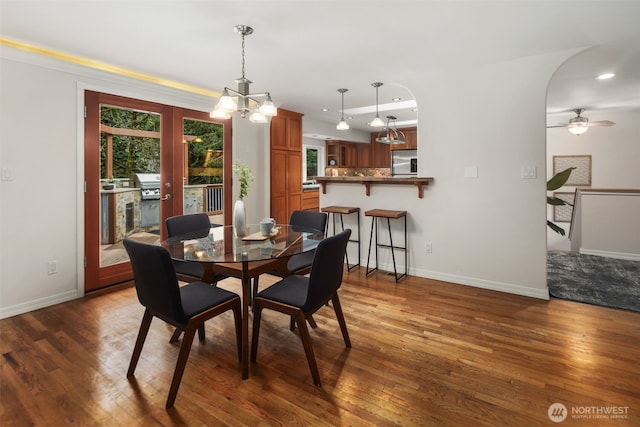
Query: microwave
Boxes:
[{"xmin": 391, "ymin": 149, "xmax": 418, "ymax": 175}]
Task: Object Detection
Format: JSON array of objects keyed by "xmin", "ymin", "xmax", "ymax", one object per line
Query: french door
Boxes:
[{"xmin": 84, "ymin": 91, "xmax": 231, "ymax": 291}]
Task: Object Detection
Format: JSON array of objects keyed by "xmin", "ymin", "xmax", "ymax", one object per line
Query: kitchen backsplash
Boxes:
[{"xmin": 324, "ymin": 168, "xmax": 391, "ymax": 177}]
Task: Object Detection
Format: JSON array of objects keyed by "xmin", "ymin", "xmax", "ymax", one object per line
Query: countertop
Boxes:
[{"xmin": 315, "ymin": 176, "xmax": 434, "ymax": 198}]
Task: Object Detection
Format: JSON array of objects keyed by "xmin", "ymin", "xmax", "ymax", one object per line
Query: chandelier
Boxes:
[
  {"xmin": 210, "ymin": 25, "xmax": 277, "ymax": 123},
  {"xmin": 375, "ymin": 116, "xmax": 407, "ymax": 144}
]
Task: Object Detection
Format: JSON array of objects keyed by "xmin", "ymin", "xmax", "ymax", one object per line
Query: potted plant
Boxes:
[
  {"xmin": 232, "ymin": 162, "xmax": 254, "ymax": 236},
  {"xmin": 547, "ymin": 167, "xmax": 575, "ymax": 236},
  {"xmin": 102, "ymin": 178, "xmax": 116, "ymax": 190}
]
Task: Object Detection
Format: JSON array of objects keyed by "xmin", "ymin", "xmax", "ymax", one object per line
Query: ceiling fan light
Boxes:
[{"xmin": 568, "ymin": 123, "xmax": 589, "ymax": 135}]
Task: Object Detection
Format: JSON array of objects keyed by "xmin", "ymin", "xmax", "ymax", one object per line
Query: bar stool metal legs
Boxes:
[
  {"xmin": 321, "ymin": 206, "xmax": 360, "ymax": 271},
  {"xmin": 365, "ymin": 209, "xmax": 407, "ymax": 282}
]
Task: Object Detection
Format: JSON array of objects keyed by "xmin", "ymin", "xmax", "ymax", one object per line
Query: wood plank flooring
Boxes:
[{"xmin": 2, "ymin": 269, "xmax": 639, "ymax": 426}]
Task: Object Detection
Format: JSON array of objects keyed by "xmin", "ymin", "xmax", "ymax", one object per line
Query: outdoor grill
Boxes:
[
  {"xmin": 132, "ymin": 173, "xmax": 161, "ymax": 200},
  {"xmin": 132, "ymin": 173, "xmax": 161, "ymax": 227}
]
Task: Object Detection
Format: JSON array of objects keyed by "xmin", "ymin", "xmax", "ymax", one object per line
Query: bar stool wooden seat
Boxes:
[
  {"xmin": 364, "ymin": 209, "xmax": 407, "ymax": 282},
  {"xmin": 321, "ymin": 206, "xmax": 360, "ymax": 271}
]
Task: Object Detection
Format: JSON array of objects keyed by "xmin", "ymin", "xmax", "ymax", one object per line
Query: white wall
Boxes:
[
  {"xmin": 546, "ymin": 108, "xmax": 640, "ymax": 250},
  {"xmin": 0, "ymin": 44, "xmax": 593, "ymax": 317},
  {"xmin": 0, "ymin": 49, "xmax": 270, "ymax": 318}
]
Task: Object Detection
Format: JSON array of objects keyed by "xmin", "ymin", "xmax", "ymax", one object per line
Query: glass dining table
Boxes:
[{"xmin": 162, "ymin": 224, "xmax": 323, "ymax": 379}]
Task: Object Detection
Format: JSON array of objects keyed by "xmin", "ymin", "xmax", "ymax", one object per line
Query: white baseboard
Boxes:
[
  {"xmin": 0, "ymin": 290, "xmax": 80, "ymax": 319},
  {"xmin": 358, "ymin": 259, "xmax": 550, "ymax": 300},
  {"xmin": 579, "ymin": 249, "xmax": 640, "ymax": 261}
]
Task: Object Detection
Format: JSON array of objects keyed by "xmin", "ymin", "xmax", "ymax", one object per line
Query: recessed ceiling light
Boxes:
[
  {"xmin": 347, "ymin": 116, "xmax": 354, "ymax": 120},
  {"xmin": 392, "ymin": 97, "xmax": 401, "ymax": 102},
  {"xmin": 321, "ymin": 108, "xmax": 328, "ymax": 112},
  {"xmin": 597, "ymin": 73, "xmax": 615, "ymax": 80},
  {"xmin": 412, "ymin": 108, "xmax": 417, "ymax": 112}
]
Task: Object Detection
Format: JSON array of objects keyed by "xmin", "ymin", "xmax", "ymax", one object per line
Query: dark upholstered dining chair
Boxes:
[
  {"xmin": 123, "ymin": 238, "xmax": 242, "ymax": 409},
  {"xmin": 165, "ymin": 213, "xmax": 226, "ymax": 285},
  {"xmin": 251, "ymin": 210, "xmax": 327, "ymax": 304},
  {"xmin": 250, "ymin": 229, "xmax": 351, "ymax": 387}
]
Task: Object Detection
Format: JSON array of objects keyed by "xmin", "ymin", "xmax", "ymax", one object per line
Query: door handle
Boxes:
[{"xmin": 161, "ymin": 194, "xmax": 172, "ymax": 201}]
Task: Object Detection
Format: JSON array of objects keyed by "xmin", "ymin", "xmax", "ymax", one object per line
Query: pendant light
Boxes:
[
  {"xmin": 336, "ymin": 88, "xmax": 350, "ymax": 130},
  {"xmin": 370, "ymin": 82, "xmax": 385, "ymax": 127},
  {"xmin": 375, "ymin": 116, "xmax": 407, "ymax": 144},
  {"xmin": 210, "ymin": 25, "xmax": 277, "ymax": 123}
]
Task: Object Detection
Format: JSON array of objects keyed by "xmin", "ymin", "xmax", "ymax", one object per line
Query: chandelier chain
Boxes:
[{"xmin": 241, "ymin": 34, "xmax": 246, "ymax": 79}]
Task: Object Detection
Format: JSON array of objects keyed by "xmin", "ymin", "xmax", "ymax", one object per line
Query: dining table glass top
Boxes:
[{"xmin": 162, "ymin": 224, "xmax": 323, "ymax": 264}]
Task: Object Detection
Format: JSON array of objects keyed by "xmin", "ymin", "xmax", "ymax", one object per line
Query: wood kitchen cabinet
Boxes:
[
  {"xmin": 327, "ymin": 141, "xmax": 371, "ymax": 167},
  {"xmin": 390, "ymin": 127, "xmax": 417, "ymax": 150},
  {"xmin": 270, "ymin": 109, "xmax": 303, "ymax": 224},
  {"xmin": 370, "ymin": 134, "xmax": 391, "ymax": 168}
]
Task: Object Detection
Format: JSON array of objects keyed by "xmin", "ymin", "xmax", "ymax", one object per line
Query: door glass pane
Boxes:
[
  {"xmin": 183, "ymin": 118, "xmax": 225, "ymax": 226},
  {"xmin": 100, "ymin": 105, "xmax": 161, "ymax": 267}
]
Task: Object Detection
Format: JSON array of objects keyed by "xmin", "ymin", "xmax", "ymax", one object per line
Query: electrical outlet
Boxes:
[
  {"xmin": 425, "ymin": 242, "xmax": 432, "ymax": 253},
  {"xmin": 47, "ymin": 261, "xmax": 58, "ymax": 275}
]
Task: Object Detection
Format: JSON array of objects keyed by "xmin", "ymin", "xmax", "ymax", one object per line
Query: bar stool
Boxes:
[
  {"xmin": 321, "ymin": 206, "xmax": 360, "ymax": 271},
  {"xmin": 365, "ymin": 209, "xmax": 407, "ymax": 282}
]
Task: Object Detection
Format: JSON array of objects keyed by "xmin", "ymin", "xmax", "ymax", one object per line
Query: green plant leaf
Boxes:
[
  {"xmin": 547, "ymin": 220, "xmax": 566, "ymax": 236},
  {"xmin": 547, "ymin": 167, "xmax": 575, "ymax": 191},
  {"xmin": 547, "ymin": 196, "xmax": 568, "ymax": 206}
]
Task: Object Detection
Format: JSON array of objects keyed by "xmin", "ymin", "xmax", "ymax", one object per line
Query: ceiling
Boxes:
[{"xmin": 2, "ymin": 1, "xmax": 639, "ymax": 138}]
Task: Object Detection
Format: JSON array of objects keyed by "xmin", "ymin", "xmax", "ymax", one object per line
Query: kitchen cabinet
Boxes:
[
  {"xmin": 390, "ymin": 127, "xmax": 417, "ymax": 150},
  {"xmin": 326, "ymin": 140, "xmax": 360, "ymax": 167},
  {"xmin": 302, "ymin": 189, "xmax": 320, "ymax": 211},
  {"xmin": 370, "ymin": 134, "xmax": 391, "ymax": 168},
  {"xmin": 270, "ymin": 109, "xmax": 303, "ymax": 224}
]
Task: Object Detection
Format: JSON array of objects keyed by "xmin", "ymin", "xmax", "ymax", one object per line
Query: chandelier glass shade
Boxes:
[
  {"xmin": 336, "ymin": 88, "xmax": 349, "ymax": 130},
  {"xmin": 210, "ymin": 25, "xmax": 277, "ymax": 123},
  {"xmin": 375, "ymin": 115, "xmax": 407, "ymax": 144},
  {"xmin": 370, "ymin": 82, "xmax": 385, "ymax": 127}
]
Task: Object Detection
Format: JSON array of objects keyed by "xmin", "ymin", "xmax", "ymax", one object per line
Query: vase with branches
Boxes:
[{"xmin": 232, "ymin": 162, "xmax": 254, "ymax": 236}]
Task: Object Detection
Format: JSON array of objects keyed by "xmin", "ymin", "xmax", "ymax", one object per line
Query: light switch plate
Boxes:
[
  {"xmin": 2, "ymin": 166, "xmax": 14, "ymax": 181},
  {"xmin": 521, "ymin": 166, "xmax": 537, "ymax": 179},
  {"xmin": 464, "ymin": 166, "xmax": 478, "ymax": 178}
]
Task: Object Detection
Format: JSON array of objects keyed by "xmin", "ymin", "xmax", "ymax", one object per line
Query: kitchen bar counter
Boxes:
[{"xmin": 315, "ymin": 176, "xmax": 434, "ymax": 198}]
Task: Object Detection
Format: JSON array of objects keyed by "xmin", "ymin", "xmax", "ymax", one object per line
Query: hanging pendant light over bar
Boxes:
[
  {"xmin": 375, "ymin": 115, "xmax": 407, "ymax": 144},
  {"xmin": 336, "ymin": 88, "xmax": 350, "ymax": 130},
  {"xmin": 370, "ymin": 82, "xmax": 385, "ymax": 127},
  {"xmin": 210, "ymin": 25, "xmax": 277, "ymax": 123}
]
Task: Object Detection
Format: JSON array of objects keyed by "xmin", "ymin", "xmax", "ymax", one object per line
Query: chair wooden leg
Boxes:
[
  {"xmin": 127, "ymin": 309, "xmax": 153, "ymax": 377},
  {"xmin": 232, "ymin": 302, "xmax": 243, "ymax": 363},
  {"xmin": 251, "ymin": 277, "xmax": 259, "ymax": 307},
  {"xmin": 197, "ymin": 324, "xmax": 205, "ymax": 342},
  {"xmin": 250, "ymin": 303, "xmax": 263, "ymax": 362},
  {"xmin": 294, "ymin": 311, "xmax": 321, "ymax": 386},
  {"xmin": 169, "ymin": 328, "xmax": 182, "ymax": 343},
  {"xmin": 332, "ymin": 293, "xmax": 351, "ymax": 348},
  {"xmin": 166, "ymin": 321, "xmax": 198, "ymax": 409}
]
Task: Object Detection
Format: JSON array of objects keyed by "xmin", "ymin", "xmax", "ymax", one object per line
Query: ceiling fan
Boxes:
[{"xmin": 547, "ymin": 108, "xmax": 615, "ymax": 136}]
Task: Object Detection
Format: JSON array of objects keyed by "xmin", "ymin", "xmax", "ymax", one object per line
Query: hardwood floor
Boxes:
[{"xmin": 2, "ymin": 269, "xmax": 639, "ymax": 426}]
